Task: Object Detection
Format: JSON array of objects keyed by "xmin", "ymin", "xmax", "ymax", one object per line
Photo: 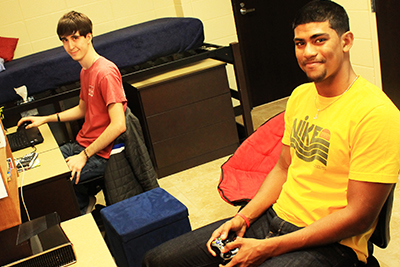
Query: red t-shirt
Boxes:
[{"xmin": 77, "ymin": 57, "xmax": 127, "ymax": 159}]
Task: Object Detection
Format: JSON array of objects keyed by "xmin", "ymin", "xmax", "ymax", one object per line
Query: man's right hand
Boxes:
[
  {"xmin": 206, "ymin": 216, "xmax": 247, "ymax": 257},
  {"xmin": 17, "ymin": 116, "xmax": 48, "ymax": 129}
]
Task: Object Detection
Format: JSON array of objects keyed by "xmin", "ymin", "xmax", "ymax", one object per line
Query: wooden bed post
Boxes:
[{"xmin": 230, "ymin": 42, "xmax": 254, "ymax": 137}]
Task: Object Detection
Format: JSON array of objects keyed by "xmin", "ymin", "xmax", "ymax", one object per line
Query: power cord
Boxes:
[
  {"xmin": 15, "ymin": 146, "xmax": 37, "ymax": 221},
  {"xmin": 17, "ymin": 160, "xmax": 30, "ymax": 221}
]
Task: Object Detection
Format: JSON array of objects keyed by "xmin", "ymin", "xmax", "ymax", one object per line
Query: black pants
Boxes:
[{"xmin": 142, "ymin": 207, "xmax": 359, "ymax": 267}]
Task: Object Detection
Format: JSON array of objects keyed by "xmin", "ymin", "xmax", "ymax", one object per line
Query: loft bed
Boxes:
[{"xmin": 1, "ymin": 17, "xmax": 253, "ymax": 138}]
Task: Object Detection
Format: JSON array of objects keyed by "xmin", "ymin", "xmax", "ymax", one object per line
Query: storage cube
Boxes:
[{"xmin": 100, "ymin": 187, "xmax": 191, "ymax": 267}]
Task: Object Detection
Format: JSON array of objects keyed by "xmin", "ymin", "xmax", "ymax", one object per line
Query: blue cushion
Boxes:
[{"xmin": 100, "ymin": 187, "xmax": 191, "ymax": 267}]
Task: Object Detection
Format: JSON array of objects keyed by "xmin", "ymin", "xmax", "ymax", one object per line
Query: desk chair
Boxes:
[
  {"xmin": 78, "ymin": 106, "xmax": 159, "ymax": 216},
  {"xmin": 217, "ymin": 112, "xmax": 395, "ymax": 267},
  {"xmin": 364, "ymin": 184, "xmax": 395, "ymax": 267}
]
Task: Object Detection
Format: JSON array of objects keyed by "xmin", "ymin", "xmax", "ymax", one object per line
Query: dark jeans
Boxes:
[
  {"xmin": 142, "ymin": 208, "xmax": 359, "ymax": 267},
  {"xmin": 60, "ymin": 142, "xmax": 107, "ymax": 213}
]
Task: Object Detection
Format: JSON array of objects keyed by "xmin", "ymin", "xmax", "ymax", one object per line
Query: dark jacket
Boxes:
[{"xmin": 103, "ymin": 107, "xmax": 159, "ymax": 205}]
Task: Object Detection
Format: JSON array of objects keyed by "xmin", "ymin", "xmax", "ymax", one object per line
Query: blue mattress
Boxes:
[{"xmin": 0, "ymin": 17, "xmax": 204, "ymax": 106}]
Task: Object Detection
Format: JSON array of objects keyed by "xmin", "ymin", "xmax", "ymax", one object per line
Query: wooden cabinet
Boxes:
[
  {"xmin": 126, "ymin": 59, "xmax": 239, "ymax": 178},
  {"xmin": 0, "ymin": 120, "xmax": 21, "ymax": 231}
]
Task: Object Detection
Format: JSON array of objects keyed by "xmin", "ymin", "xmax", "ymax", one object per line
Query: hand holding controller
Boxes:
[{"xmin": 211, "ymin": 231, "xmax": 239, "ymax": 261}]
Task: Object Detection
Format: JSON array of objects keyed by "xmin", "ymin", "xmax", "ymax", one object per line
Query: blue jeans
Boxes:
[
  {"xmin": 60, "ymin": 142, "xmax": 108, "ymax": 213},
  {"xmin": 142, "ymin": 208, "xmax": 359, "ymax": 267}
]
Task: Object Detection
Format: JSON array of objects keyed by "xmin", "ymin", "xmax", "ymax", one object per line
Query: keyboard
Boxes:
[{"xmin": 7, "ymin": 127, "xmax": 44, "ymax": 152}]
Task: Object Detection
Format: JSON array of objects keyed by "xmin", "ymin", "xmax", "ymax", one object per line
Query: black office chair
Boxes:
[
  {"xmin": 77, "ymin": 175, "xmax": 107, "ymax": 204},
  {"xmin": 362, "ymin": 184, "xmax": 395, "ymax": 267},
  {"xmin": 78, "ymin": 106, "xmax": 159, "ymax": 234}
]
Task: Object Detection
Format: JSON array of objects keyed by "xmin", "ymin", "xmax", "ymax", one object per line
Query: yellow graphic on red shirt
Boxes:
[{"xmin": 290, "ymin": 116, "xmax": 330, "ymax": 166}]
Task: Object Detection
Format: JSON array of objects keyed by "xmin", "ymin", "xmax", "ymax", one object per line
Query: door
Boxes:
[
  {"xmin": 376, "ymin": 0, "xmax": 400, "ymax": 108},
  {"xmin": 231, "ymin": 0, "xmax": 310, "ymax": 107}
]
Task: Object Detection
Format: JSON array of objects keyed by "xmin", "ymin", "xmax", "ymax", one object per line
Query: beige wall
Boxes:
[
  {"xmin": 0, "ymin": 0, "xmax": 179, "ymax": 58},
  {"xmin": 0, "ymin": 0, "xmax": 380, "ymax": 87},
  {"xmin": 337, "ymin": 0, "xmax": 382, "ymax": 87},
  {"xmin": 177, "ymin": 0, "xmax": 237, "ymax": 45},
  {"xmin": 0, "ymin": 0, "xmax": 236, "ymax": 58}
]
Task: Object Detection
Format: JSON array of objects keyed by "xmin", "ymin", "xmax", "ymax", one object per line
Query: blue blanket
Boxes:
[{"xmin": 0, "ymin": 17, "xmax": 204, "ymax": 105}]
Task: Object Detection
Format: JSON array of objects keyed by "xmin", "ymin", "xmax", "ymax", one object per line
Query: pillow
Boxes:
[{"xmin": 0, "ymin": 36, "xmax": 19, "ymax": 62}]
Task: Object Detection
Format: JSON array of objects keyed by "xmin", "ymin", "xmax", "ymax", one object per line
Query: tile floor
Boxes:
[{"xmin": 97, "ymin": 97, "xmax": 399, "ymax": 266}]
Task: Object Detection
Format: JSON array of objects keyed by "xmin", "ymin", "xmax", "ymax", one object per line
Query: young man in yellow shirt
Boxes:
[{"xmin": 143, "ymin": 1, "xmax": 400, "ymax": 266}]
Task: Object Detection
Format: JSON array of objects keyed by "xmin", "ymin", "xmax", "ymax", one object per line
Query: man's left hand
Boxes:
[{"xmin": 65, "ymin": 152, "xmax": 87, "ymax": 184}]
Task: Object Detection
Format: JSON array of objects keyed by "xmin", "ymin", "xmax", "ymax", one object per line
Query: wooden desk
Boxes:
[
  {"xmin": 61, "ymin": 214, "xmax": 116, "ymax": 266},
  {"xmin": 10, "ymin": 124, "xmax": 80, "ymax": 222}
]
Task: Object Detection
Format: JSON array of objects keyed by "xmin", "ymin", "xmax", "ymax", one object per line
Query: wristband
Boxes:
[
  {"xmin": 235, "ymin": 213, "xmax": 250, "ymax": 228},
  {"xmin": 83, "ymin": 149, "xmax": 90, "ymax": 159},
  {"xmin": 56, "ymin": 113, "xmax": 61, "ymax": 122}
]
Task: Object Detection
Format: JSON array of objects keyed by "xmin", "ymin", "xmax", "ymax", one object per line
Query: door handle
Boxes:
[{"xmin": 240, "ymin": 7, "xmax": 255, "ymax": 15}]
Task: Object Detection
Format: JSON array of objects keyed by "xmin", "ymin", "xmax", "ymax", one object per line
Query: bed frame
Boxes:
[
  {"xmin": 1, "ymin": 17, "xmax": 253, "ymax": 144},
  {"xmin": 2, "ymin": 42, "xmax": 253, "ymax": 139}
]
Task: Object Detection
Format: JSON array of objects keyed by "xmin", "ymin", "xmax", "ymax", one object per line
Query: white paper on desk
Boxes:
[
  {"xmin": 0, "ymin": 173, "xmax": 8, "ymax": 199},
  {"xmin": 0, "ymin": 127, "xmax": 6, "ymax": 148}
]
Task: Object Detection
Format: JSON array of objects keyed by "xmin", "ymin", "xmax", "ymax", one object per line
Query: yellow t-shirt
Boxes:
[{"xmin": 274, "ymin": 76, "xmax": 400, "ymax": 262}]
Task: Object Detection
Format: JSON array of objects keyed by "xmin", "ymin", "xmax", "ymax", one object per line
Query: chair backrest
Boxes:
[
  {"xmin": 218, "ymin": 112, "xmax": 285, "ymax": 206},
  {"xmin": 369, "ymin": 184, "xmax": 396, "ymax": 248}
]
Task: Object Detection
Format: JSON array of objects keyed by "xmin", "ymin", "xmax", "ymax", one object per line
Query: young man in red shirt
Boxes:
[{"xmin": 18, "ymin": 11, "xmax": 127, "ymax": 214}]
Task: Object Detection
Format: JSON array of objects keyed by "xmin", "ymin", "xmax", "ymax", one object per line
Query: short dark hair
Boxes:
[
  {"xmin": 57, "ymin": 11, "xmax": 93, "ymax": 39},
  {"xmin": 292, "ymin": 0, "xmax": 350, "ymax": 36}
]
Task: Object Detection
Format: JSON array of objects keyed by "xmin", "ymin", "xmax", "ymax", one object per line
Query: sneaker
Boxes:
[{"xmin": 85, "ymin": 196, "xmax": 97, "ymax": 214}]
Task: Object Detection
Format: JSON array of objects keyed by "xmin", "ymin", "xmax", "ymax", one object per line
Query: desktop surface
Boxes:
[{"xmin": 61, "ymin": 214, "xmax": 117, "ymax": 266}]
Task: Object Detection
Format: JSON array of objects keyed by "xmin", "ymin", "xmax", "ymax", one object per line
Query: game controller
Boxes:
[{"xmin": 211, "ymin": 232, "xmax": 239, "ymax": 261}]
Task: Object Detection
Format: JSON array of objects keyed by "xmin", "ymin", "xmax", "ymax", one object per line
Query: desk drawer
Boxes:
[
  {"xmin": 127, "ymin": 59, "xmax": 239, "ymax": 177},
  {"xmin": 140, "ymin": 65, "xmax": 229, "ymax": 116},
  {"xmin": 146, "ymin": 93, "xmax": 234, "ymax": 143},
  {"xmin": 152, "ymin": 120, "xmax": 238, "ymax": 169}
]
